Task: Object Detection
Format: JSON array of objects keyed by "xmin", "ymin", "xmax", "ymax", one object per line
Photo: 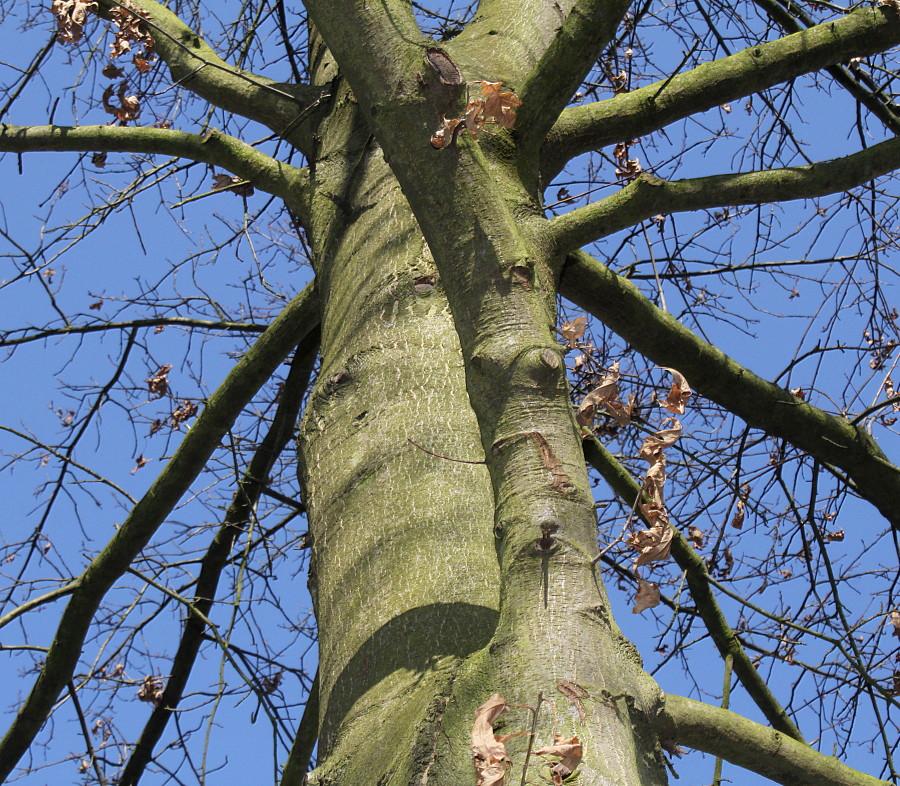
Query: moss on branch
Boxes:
[
  {"xmin": 654, "ymin": 694, "xmax": 891, "ymax": 786},
  {"xmin": 0, "ymin": 123, "xmax": 310, "ymax": 222}
]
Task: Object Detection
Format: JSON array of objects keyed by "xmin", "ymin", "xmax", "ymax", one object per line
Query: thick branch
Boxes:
[
  {"xmin": 513, "ymin": 0, "xmax": 630, "ymax": 153},
  {"xmin": 582, "ymin": 436, "xmax": 805, "ymax": 741},
  {"xmin": 95, "ymin": 0, "xmax": 326, "ymax": 155},
  {"xmin": 560, "ymin": 251, "xmax": 900, "ymax": 530},
  {"xmin": 547, "ymin": 134, "xmax": 900, "ymax": 253},
  {"xmin": 542, "ymin": 5, "xmax": 900, "ymax": 179},
  {"xmin": 654, "ymin": 694, "xmax": 890, "ymax": 786},
  {"xmin": 752, "ymin": 0, "xmax": 900, "ymax": 136},
  {"xmin": 0, "ymin": 281, "xmax": 319, "ymax": 782},
  {"xmin": 0, "ymin": 124, "xmax": 309, "ymax": 221}
]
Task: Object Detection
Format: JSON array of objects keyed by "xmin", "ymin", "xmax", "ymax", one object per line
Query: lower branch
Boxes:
[
  {"xmin": 118, "ymin": 329, "xmax": 320, "ymax": 786},
  {"xmin": 279, "ymin": 669, "xmax": 320, "ymax": 786},
  {"xmin": 654, "ymin": 694, "xmax": 891, "ymax": 786},
  {"xmin": 582, "ymin": 436, "xmax": 805, "ymax": 742},
  {"xmin": 561, "ymin": 251, "xmax": 900, "ymax": 530},
  {"xmin": 0, "ymin": 282, "xmax": 319, "ymax": 783}
]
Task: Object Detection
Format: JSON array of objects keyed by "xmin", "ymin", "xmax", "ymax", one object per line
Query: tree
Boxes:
[{"xmin": 0, "ymin": 0, "xmax": 899, "ymax": 784}]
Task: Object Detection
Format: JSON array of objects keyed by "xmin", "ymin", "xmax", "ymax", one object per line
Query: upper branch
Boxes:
[
  {"xmin": 541, "ymin": 5, "xmax": 900, "ymax": 180},
  {"xmin": 546, "ymin": 133, "xmax": 900, "ymax": 253},
  {"xmin": 95, "ymin": 0, "xmax": 327, "ymax": 156},
  {"xmin": 0, "ymin": 124, "xmax": 310, "ymax": 222},
  {"xmin": 514, "ymin": 0, "xmax": 631, "ymax": 155},
  {"xmin": 559, "ymin": 251, "xmax": 900, "ymax": 531},
  {"xmin": 654, "ymin": 694, "xmax": 890, "ymax": 786}
]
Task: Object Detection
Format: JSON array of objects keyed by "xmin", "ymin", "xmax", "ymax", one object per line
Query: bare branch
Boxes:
[
  {"xmin": 547, "ymin": 135, "xmax": 900, "ymax": 254},
  {"xmin": 560, "ymin": 250, "xmax": 900, "ymax": 530},
  {"xmin": 0, "ymin": 281, "xmax": 319, "ymax": 782},
  {"xmin": 654, "ymin": 694, "xmax": 891, "ymax": 786},
  {"xmin": 542, "ymin": 5, "xmax": 900, "ymax": 179}
]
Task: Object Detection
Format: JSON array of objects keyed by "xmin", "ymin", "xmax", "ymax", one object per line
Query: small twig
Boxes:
[
  {"xmin": 520, "ymin": 690, "xmax": 543, "ymax": 786},
  {"xmin": 406, "ymin": 437, "xmax": 485, "ymax": 464}
]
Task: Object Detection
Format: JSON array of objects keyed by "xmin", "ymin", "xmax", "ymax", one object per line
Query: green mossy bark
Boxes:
[{"xmin": 296, "ymin": 22, "xmax": 667, "ymax": 782}]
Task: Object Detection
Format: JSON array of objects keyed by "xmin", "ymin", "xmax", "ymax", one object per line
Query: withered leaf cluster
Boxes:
[
  {"xmin": 102, "ymin": 81, "xmax": 141, "ymax": 124},
  {"xmin": 108, "ymin": 0, "xmax": 156, "ymax": 62},
  {"xmin": 51, "ymin": 0, "xmax": 98, "ymax": 44},
  {"xmin": 136, "ymin": 674, "xmax": 165, "ymax": 705},
  {"xmin": 431, "ymin": 81, "xmax": 521, "ymax": 149},
  {"xmin": 614, "ymin": 140, "xmax": 643, "ymax": 181},
  {"xmin": 146, "ymin": 364, "xmax": 172, "ymax": 399},
  {"xmin": 472, "ymin": 694, "xmax": 512, "ymax": 786}
]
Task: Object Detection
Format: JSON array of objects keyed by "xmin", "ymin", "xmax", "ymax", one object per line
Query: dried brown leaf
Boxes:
[
  {"xmin": 430, "ymin": 116, "xmax": 461, "ymax": 149},
  {"xmin": 627, "ymin": 520, "xmax": 673, "ymax": 566},
  {"xmin": 560, "ymin": 315, "xmax": 587, "ymax": 348},
  {"xmin": 639, "ymin": 418, "xmax": 681, "ymax": 463},
  {"xmin": 534, "ymin": 734, "xmax": 583, "ymax": 778},
  {"xmin": 687, "ymin": 525, "xmax": 705, "ymax": 549},
  {"xmin": 51, "ymin": 0, "xmax": 98, "ymax": 45},
  {"xmin": 472, "ymin": 694, "xmax": 511, "ymax": 786},
  {"xmin": 478, "ymin": 80, "xmax": 521, "ymax": 129},
  {"xmin": 633, "ymin": 578, "xmax": 660, "ymax": 613},
  {"xmin": 108, "ymin": 0, "xmax": 155, "ymax": 60},
  {"xmin": 888, "ymin": 610, "xmax": 900, "ymax": 639},
  {"xmin": 577, "ymin": 362, "xmax": 631, "ymax": 429},
  {"xmin": 146, "ymin": 364, "xmax": 172, "ymax": 398},
  {"xmin": 102, "ymin": 82, "xmax": 141, "ymax": 124},
  {"xmin": 211, "ymin": 173, "xmax": 254, "ymax": 197},
  {"xmin": 660, "ymin": 368, "xmax": 692, "ymax": 415},
  {"xmin": 130, "ymin": 455, "xmax": 150, "ymax": 474}
]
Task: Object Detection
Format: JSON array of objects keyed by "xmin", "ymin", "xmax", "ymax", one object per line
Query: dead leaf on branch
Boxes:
[
  {"xmin": 633, "ymin": 577, "xmax": 661, "ymax": 614},
  {"xmin": 472, "ymin": 694, "xmax": 512, "ymax": 786},
  {"xmin": 51, "ymin": 0, "xmax": 98, "ymax": 45},
  {"xmin": 130, "ymin": 455, "xmax": 150, "ymax": 474},
  {"xmin": 888, "ymin": 610, "xmax": 900, "ymax": 639},
  {"xmin": 577, "ymin": 362, "xmax": 632, "ymax": 430},
  {"xmin": 660, "ymin": 368, "xmax": 692, "ymax": 415},
  {"xmin": 136, "ymin": 674, "xmax": 165, "ymax": 705},
  {"xmin": 108, "ymin": 0, "xmax": 155, "ymax": 60},
  {"xmin": 638, "ymin": 418, "xmax": 682, "ymax": 463},
  {"xmin": 730, "ymin": 483, "xmax": 750, "ymax": 530},
  {"xmin": 627, "ymin": 518, "xmax": 673, "ymax": 567},
  {"xmin": 102, "ymin": 82, "xmax": 141, "ymax": 124},
  {"xmin": 211, "ymin": 173, "xmax": 255, "ymax": 198},
  {"xmin": 560, "ymin": 316, "xmax": 587, "ymax": 349},
  {"xmin": 430, "ymin": 80, "xmax": 520, "ymax": 148},
  {"xmin": 169, "ymin": 399, "xmax": 198, "ymax": 429},
  {"xmin": 146, "ymin": 364, "xmax": 172, "ymax": 398}
]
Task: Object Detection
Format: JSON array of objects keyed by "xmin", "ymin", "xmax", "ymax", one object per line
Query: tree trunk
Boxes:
[{"xmin": 297, "ymin": 56, "xmax": 666, "ymax": 786}]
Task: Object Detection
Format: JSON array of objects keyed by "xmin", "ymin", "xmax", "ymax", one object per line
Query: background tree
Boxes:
[{"xmin": 0, "ymin": 0, "xmax": 899, "ymax": 784}]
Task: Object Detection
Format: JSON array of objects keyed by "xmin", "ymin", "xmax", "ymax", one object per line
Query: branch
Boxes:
[
  {"xmin": 95, "ymin": 0, "xmax": 327, "ymax": 156},
  {"xmin": 542, "ymin": 5, "xmax": 900, "ymax": 180},
  {"xmin": 654, "ymin": 694, "xmax": 891, "ymax": 786},
  {"xmin": 1, "ymin": 317, "xmax": 267, "ymax": 348},
  {"xmin": 118, "ymin": 330, "xmax": 319, "ymax": 786},
  {"xmin": 751, "ymin": 0, "xmax": 900, "ymax": 137},
  {"xmin": 559, "ymin": 251, "xmax": 900, "ymax": 530},
  {"xmin": 512, "ymin": 0, "xmax": 631, "ymax": 153},
  {"xmin": 0, "ymin": 124, "xmax": 310, "ymax": 222},
  {"xmin": 279, "ymin": 669, "xmax": 320, "ymax": 786},
  {"xmin": 547, "ymin": 134, "xmax": 900, "ymax": 254},
  {"xmin": 582, "ymin": 436, "xmax": 805, "ymax": 742},
  {"xmin": 301, "ymin": 0, "xmax": 423, "ymax": 112},
  {"xmin": 0, "ymin": 281, "xmax": 319, "ymax": 782}
]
